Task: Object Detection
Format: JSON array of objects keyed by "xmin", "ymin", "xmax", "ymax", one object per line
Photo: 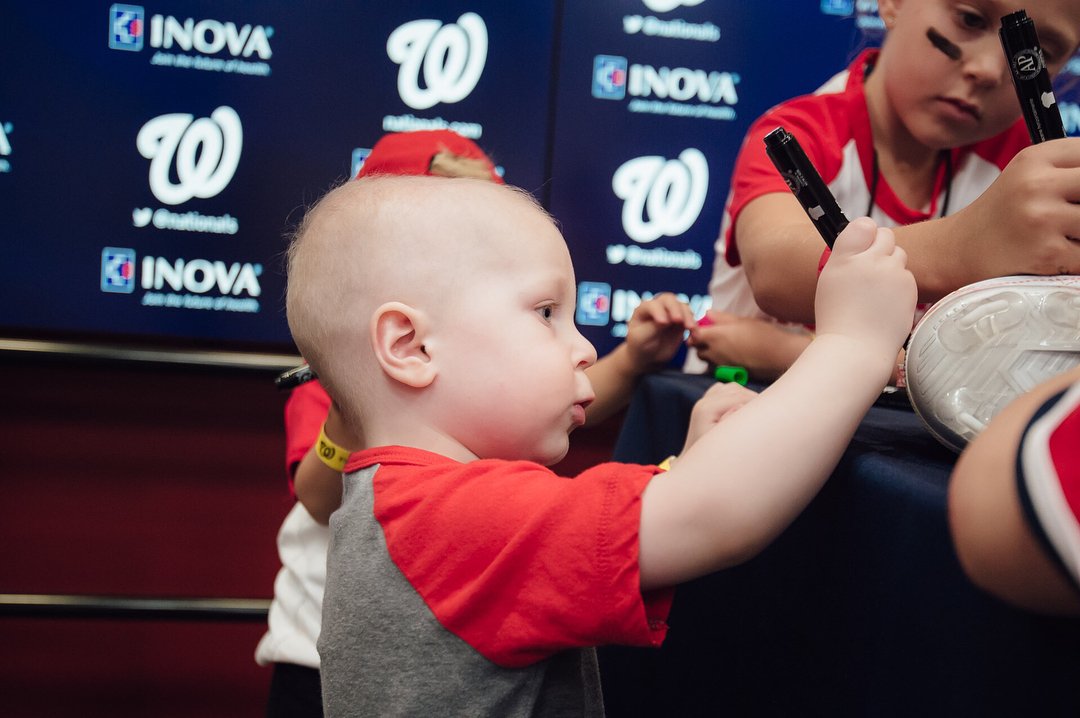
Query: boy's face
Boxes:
[
  {"xmin": 878, "ymin": 0, "xmax": 1080, "ymax": 150},
  {"xmin": 427, "ymin": 189, "xmax": 597, "ymax": 466}
]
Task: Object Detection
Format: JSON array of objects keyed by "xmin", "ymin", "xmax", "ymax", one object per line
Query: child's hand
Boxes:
[
  {"xmin": 625, "ymin": 293, "xmax": 697, "ymax": 371},
  {"xmin": 814, "ymin": 218, "xmax": 916, "ymax": 363},
  {"xmin": 951, "ymin": 140, "xmax": 1080, "ymax": 284},
  {"xmin": 681, "ymin": 381, "xmax": 757, "ymax": 454},
  {"xmin": 686, "ymin": 310, "xmax": 811, "ymax": 381}
]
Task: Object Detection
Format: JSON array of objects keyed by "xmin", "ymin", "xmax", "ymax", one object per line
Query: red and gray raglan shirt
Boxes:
[
  {"xmin": 1016, "ymin": 381, "xmax": 1080, "ymax": 593},
  {"xmin": 708, "ymin": 49, "xmax": 1031, "ymax": 321},
  {"xmin": 318, "ymin": 445, "xmax": 673, "ymax": 717}
]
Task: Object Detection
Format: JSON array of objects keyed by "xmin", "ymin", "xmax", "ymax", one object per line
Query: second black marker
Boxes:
[
  {"xmin": 764, "ymin": 126, "xmax": 849, "ymax": 249},
  {"xmin": 1000, "ymin": 9, "xmax": 1066, "ymax": 144}
]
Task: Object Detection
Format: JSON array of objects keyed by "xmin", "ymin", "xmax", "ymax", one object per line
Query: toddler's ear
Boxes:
[{"xmin": 371, "ymin": 302, "xmax": 435, "ymax": 388}]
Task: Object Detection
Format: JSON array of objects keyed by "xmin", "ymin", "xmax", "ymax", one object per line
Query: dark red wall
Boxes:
[{"xmin": 0, "ymin": 352, "xmax": 620, "ymax": 717}]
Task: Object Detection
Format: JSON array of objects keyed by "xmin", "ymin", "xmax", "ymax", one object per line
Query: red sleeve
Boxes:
[
  {"xmin": 1046, "ymin": 393, "xmax": 1080, "ymax": 493},
  {"xmin": 1018, "ymin": 382, "xmax": 1080, "ymax": 588},
  {"xmin": 283, "ymin": 380, "xmax": 332, "ymax": 490},
  {"xmin": 372, "ymin": 455, "xmax": 673, "ymax": 668}
]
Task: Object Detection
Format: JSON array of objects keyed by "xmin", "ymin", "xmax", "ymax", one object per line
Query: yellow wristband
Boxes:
[
  {"xmin": 657, "ymin": 455, "xmax": 676, "ymax": 471},
  {"xmin": 316, "ymin": 423, "xmax": 352, "ymax": 472}
]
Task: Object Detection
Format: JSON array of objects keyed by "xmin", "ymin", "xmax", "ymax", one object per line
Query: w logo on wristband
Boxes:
[{"xmin": 317, "ymin": 427, "xmax": 351, "ymax": 472}]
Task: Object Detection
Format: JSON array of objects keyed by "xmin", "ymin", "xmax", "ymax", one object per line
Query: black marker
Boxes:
[
  {"xmin": 764, "ymin": 126, "xmax": 849, "ymax": 249},
  {"xmin": 1000, "ymin": 10, "xmax": 1066, "ymax": 144},
  {"xmin": 275, "ymin": 362, "xmax": 318, "ymax": 390}
]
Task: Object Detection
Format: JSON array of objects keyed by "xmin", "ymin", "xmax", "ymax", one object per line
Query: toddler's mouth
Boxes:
[{"xmin": 571, "ymin": 397, "xmax": 594, "ymax": 427}]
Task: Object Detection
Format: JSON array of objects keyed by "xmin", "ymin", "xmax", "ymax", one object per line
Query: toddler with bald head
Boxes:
[{"xmin": 286, "ymin": 175, "xmax": 916, "ymax": 716}]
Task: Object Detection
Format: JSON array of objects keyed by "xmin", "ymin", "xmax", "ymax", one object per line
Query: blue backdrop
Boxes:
[{"xmin": 1, "ymin": 1, "xmax": 1077, "ymax": 357}]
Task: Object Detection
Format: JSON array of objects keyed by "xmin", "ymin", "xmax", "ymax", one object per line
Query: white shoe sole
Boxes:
[{"xmin": 904, "ymin": 275, "xmax": 1080, "ymax": 452}]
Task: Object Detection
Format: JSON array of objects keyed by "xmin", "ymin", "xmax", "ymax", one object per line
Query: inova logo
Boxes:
[{"xmin": 141, "ymin": 255, "xmax": 262, "ymax": 296}]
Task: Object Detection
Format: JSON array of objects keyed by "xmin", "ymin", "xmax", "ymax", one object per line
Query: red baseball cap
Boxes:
[{"xmin": 354, "ymin": 129, "xmax": 503, "ymax": 183}]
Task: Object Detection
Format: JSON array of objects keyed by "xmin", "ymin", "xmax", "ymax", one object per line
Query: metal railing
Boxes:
[{"xmin": 0, "ymin": 593, "xmax": 270, "ymax": 622}]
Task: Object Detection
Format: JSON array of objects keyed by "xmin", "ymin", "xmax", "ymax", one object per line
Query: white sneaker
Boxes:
[{"xmin": 904, "ymin": 275, "xmax": 1080, "ymax": 452}]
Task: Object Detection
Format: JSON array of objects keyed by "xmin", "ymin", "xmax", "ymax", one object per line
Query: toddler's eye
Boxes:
[{"xmin": 537, "ymin": 305, "xmax": 555, "ymax": 322}]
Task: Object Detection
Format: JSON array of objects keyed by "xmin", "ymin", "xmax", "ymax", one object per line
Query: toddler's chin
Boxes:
[{"xmin": 535, "ymin": 441, "xmax": 570, "ymax": 468}]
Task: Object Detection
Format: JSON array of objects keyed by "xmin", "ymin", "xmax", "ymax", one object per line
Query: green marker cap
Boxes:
[{"xmin": 714, "ymin": 365, "xmax": 748, "ymax": 385}]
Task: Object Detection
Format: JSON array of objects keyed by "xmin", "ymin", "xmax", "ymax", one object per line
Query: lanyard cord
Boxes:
[{"xmin": 866, "ymin": 149, "xmax": 954, "ymax": 219}]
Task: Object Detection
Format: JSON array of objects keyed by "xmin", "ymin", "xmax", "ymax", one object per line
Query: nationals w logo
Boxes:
[{"xmin": 387, "ymin": 13, "xmax": 488, "ymax": 110}]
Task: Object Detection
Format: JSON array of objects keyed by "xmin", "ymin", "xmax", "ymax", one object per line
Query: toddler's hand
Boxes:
[
  {"xmin": 681, "ymin": 382, "xmax": 757, "ymax": 454},
  {"xmin": 814, "ymin": 217, "xmax": 916, "ymax": 360}
]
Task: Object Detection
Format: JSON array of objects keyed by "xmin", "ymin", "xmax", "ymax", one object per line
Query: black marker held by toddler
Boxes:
[
  {"xmin": 1000, "ymin": 9, "xmax": 1066, "ymax": 144},
  {"xmin": 764, "ymin": 127, "xmax": 849, "ymax": 249}
]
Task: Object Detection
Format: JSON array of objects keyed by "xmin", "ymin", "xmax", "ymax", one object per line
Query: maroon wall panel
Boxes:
[
  {"xmin": 0, "ymin": 353, "xmax": 621, "ymax": 716},
  {"xmin": 0, "ymin": 356, "xmax": 290, "ymax": 716}
]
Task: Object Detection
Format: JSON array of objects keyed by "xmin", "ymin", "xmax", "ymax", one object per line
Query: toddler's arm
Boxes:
[{"xmin": 638, "ymin": 218, "xmax": 916, "ymax": 589}]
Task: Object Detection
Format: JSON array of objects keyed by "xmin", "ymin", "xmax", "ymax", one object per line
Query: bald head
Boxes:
[{"xmin": 286, "ymin": 175, "xmax": 558, "ymax": 421}]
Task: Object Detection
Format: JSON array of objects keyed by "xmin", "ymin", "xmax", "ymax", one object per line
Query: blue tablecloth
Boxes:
[{"xmin": 599, "ymin": 371, "xmax": 1080, "ymax": 717}]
